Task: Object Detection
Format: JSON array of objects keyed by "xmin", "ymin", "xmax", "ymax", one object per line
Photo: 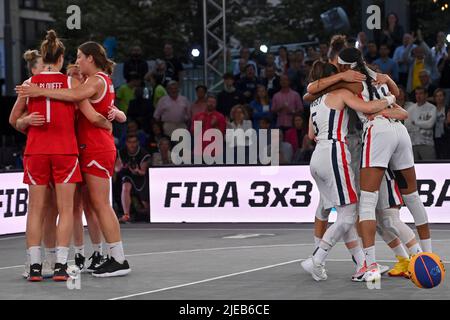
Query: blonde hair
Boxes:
[{"xmin": 23, "ymin": 50, "xmax": 41, "ymax": 74}]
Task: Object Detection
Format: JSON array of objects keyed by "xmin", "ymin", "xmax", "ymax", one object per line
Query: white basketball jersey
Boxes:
[
  {"xmin": 310, "ymin": 94, "xmax": 349, "ymax": 143},
  {"xmin": 357, "ymin": 81, "xmax": 392, "ymax": 125}
]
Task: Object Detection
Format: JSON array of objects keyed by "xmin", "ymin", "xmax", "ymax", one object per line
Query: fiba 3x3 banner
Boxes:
[
  {"xmin": 148, "ymin": 164, "xmax": 450, "ymax": 224},
  {"xmin": 1, "ymin": 164, "xmax": 449, "ymax": 235}
]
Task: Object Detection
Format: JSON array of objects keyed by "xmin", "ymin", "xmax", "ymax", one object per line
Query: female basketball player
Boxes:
[
  {"xmin": 18, "ymin": 41, "xmax": 131, "ymax": 277},
  {"xmin": 336, "ymin": 47, "xmax": 432, "ymax": 282},
  {"xmin": 301, "ymin": 61, "xmax": 396, "ymax": 281}
]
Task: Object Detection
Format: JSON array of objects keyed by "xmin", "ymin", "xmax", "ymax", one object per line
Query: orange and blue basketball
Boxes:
[{"xmin": 408, "ymin": 253, "xmax": 446, "ymax": 289}]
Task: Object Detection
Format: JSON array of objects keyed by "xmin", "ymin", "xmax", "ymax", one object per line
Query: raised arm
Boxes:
[
  {"xmin": 339, "ymin": 89, "xmax": 393, "ymax": 114},
  {"xmin": 307, "ymin": 70, "xmax": 366, "ymax": 95},
  {"xmin": 16, "ymin": 76, "xmax": 101, "ymax": 102}
]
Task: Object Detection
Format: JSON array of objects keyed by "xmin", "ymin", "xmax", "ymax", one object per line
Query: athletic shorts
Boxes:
[
  {"xmin": 79, "ymin": 150, "xmax": 117, "ymax": 179},
  {"xmin": 23, "ymin": 154, "xmax": 81, "ymax": 185},
  {"xmin": 361, "ymin": 119, "xmax": 414, "ymax": 171},
  {"xmin": 310, "ymin": 141, "xmax": 358, "ymax": 210},
  {"xmin": 376, "ymin": 169, "xmax": 404, "ymax": 210},
  {"xmin": 122, "ymin": 173, "xmax": 149, "ymax": 202}
]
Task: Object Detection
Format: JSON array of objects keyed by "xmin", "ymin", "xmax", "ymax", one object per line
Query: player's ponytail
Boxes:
[
  {"xmin": 79, "ymin": 41, "xmax": 116, "ymax": 76},
  {"xmin": 338, "ymin": 47, "xmax": 375, "ymax": 101},
  {"xmin": 40, "ymin": 29, "xmax": 65, "ymax": 64},
  {"xmin": 23, "ymin": 49, "xmax": 41, "ymax": 75}
]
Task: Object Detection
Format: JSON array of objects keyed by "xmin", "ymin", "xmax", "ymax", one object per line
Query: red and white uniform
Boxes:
[
  {"xmin": 310, "ymin": 94, "xmax": 358, "ymax": 209},
  {"xmin": 77, "ymin": 72, "xmax": 116, "ymax": 179},
  {"xmin": 23, "ymin": 71, "xmax": 81, "ymax": 185},
  {"xmin": 358, "ymin": 82, "xmax": 414, "ymax": 171}
]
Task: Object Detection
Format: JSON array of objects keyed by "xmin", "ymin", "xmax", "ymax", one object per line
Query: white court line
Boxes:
[{"xmin": 109, "ymin": 259, "xmax": 303, "ymax": 300}]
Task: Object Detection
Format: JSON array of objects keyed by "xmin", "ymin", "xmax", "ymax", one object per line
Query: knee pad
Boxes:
[
  {"xmin": 402, "ymin": 191, "xmax": 429, "ymax": 226},
  {"xmin": 359, "ymin": 191, "xmax": 378, "ymax": 222},
  {"xmin": 322, "ymin": 204, "xmax": 357, "ymax": 246}
]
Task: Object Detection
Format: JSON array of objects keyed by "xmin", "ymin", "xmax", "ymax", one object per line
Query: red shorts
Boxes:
[
  {"xmin": 23, "ymin": 155, "xmax": 82, "ymax": 185},
  {"xmin": 79, "ymin": 150, "xmax": 116, "ymax": 179}
]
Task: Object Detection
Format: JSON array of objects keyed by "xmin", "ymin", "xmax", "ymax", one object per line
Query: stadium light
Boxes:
[
  {"xmin": 191, "ymin": 48, "xmax": 201, "ymax": 58},
  {"xmin": 259, "ymin": 45, "xmax": 269, "ymax": 54},
  {"xmin": 447, "ymin": 34, "xmax": 450, "ymax": 43}
]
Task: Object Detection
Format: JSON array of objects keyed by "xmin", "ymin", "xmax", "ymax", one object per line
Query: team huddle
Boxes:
[
  {"xmin": 10, "ymin": 30, "xmax": 131, "ymax": 282},
  {"xmin": 301, "ymin": 35, "xmax": 433, "ymax": 283}
]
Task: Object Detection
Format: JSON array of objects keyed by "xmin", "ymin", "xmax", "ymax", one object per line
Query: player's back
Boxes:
[
  {"xmin": 25, "ymin": 72, "xmax": 77, "ymax": 155},
  {"xmin": 77, "ymin": 72, "xmax": 116, "ymax": 154},
  {"xmin": 310, "ymin": 93, "xmax": 349, "ymax": 144}
]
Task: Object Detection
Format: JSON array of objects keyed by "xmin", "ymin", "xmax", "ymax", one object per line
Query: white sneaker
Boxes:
[
  {"xmin": 42, "ymin": 260, "xmax": 54, "ymax": 279},
  {"xmin": 378, "ymin": 264, "xmax": 389, "ymax": 275},
  {"xmin": 301, "ymin": 257, "xmax": 328, "ymax": 281},
  {"xmin": 364, "ymin": 263, "xmax": 381, "ymax": 282},
  {"xmin": 22, "ymin": 263, "xmax": 29, "ymax": 279}
]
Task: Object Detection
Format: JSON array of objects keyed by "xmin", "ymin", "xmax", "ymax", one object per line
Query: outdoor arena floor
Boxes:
[{"xmin": 0, "ymin": 223, "xmax": 449, "ymax": 300}]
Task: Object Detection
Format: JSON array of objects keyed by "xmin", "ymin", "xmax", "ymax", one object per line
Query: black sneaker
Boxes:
[
  {"xmin": 75, "ymin": 253, "xmax": 86, "ymax": 272},
  {"xmin": 86, "ymin": 252, "xmax": 106, "ymax": 273},
  {"xmin": 53, "ymin": 263, "xmax": 69, "ymax": 282},
  {"xmin": 92, "ymin": 257, "xmax": 131, "ymax": 278},
  {"xmin": 28, "ymin": 263, "xmax": 43, "ymax": 282}
]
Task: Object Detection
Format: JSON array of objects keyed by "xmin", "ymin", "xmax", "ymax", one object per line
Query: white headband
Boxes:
[{"xmin": 338, "ymin": 56, "xmax": 378, "ymax": 81}]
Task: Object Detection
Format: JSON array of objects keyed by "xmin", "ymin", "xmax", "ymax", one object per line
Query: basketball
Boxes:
[{"xmin": 409, "ymin": 253, "xmax": 446, "ymax": 289}]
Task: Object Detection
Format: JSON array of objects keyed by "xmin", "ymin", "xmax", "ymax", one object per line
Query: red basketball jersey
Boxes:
[
  {"xmin": 24, "ymin": 72, "xmax": 78, "ymax": 155},
  {"xmin": 76, "ymin": 72, "xmax": 116, "ymax": 153}
]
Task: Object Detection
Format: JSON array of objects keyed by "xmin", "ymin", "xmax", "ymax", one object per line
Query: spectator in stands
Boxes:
[
  {"xmin": 374, "ymin": 44, "xmax": 399, "ymax": 83},
  {"xmin": 251, "ymin": 40, "xmax": 267, "ymax": 70},
  {"xmin": 154, "ymin": 81, "xmax": 191, "ymax": 136},
  {"xmin": 191, "ymin": 94, "xmax": 227, "ymax": 158},
  {"xmin": 271, "ymin": 75, "xmax": 303, "ymax": 131},
  {"xmin": 127, "ymin": 87, "xmax": 153, "ymax": 131},
  {"xmin": 405, "ymin": 30, "xmax": 438, "ymax": 93},
  {"xmin": 357, "ymin": 32, "xmax": 369, "ymax": 56},
  {"xmin": 261, "ymin": 53, "xmax": 277, "ymax": 78},
  {"xmin": 191, "ymin": 85, "xmax": 208, "ymax": 118},
  {"xmin": 393, "ymin": 33, "xmax": 416, "ymax": 87},
  {"xmin": 152, "ymin": 137, "xmax": 173, "ymax": 166},
  {"xmin": 123, "ymin": 46, "xmax": 149, "ymax": 83},
  {"xmin": 227, "ymin": 105, "xmax": 253, "ymax": 158},
  {"xmin": 278, "ymin": 130, "xmax": 293, "ymax": 164},
  {"xmin": 380, "ymin": 12, "xmax": 404, "ymax": 55},
  {"xmin": 288, "ymin": 50, "xmax": 307, "ymax": 96},
  {"xmin": 145, "ymin": 71, "xmax": 167, "ymax": 108},
  {"xmin": 116, "ymin": 71, "xmax": 140, "ymax": 115},
  {"xmin": 405, "ymin": 87, "xmax": 437, "ymax": 160},
  {"xmin": 234, "ymin": 58, "xmax": 248, "ymax": 80},
  {"xmin": 217, "ymin": 73, "xmax": 244, "ymax": 119},
  {"xmin": 260, "ymin": 65, "xmax": 281, "ymax": 99},
  {"xmin": 438, "ymin": 49, "xmax": 450, "ymax": 106},
  {"xmin": 237, "ymin": 64, "xmax": 259, "ymax": 104},
  {"xmin": 258, "ymin": 117, "xmax": 273, "ymax": 148},
  {"xmin": 365, "ymin": 41, "xmax": 380, "ymax": 64},
  {"xmin": 120, "ymin": 120, "xmax": 148, "ymax": 150},
  {"xmin": 396, "ymin": 86, "xmax": 410, "ymax": 109},
  {"xmin": 433, "ymin": 89, "xmax": 450, "ymax": 159},
  {"xmin": 431, "ymin": 32, "xmax": 448, "ymax": 70},
  {"xmin": 275, "ymin": 46, "xmax": 290, "ymax": 74},
  {"xmin": 234, "ymin": 47, "xmax": 257, "ymax": 76},
  {"xmin": 116, "ymin": 133, "xmax": 152, "ymax": 223},
  {"xmin": 306, "ymin": 46, "xmax": 320, "ymax": 62},
  {"xmin": 250, "ymin": 85, "xmax": 272, "ymax": 130},
  {"xmin": 164, "ymin": 43, "xmax": 185, "ymax": 84},
  {"xmin": 319, "ymin": 43, "xmax": 329, "ymax": 62},
  {"xmin": 284, "ymin": 113, "xmax": 309, "ymax": 162},
  {"xmin": 147, "ymin": 121, "xmax": 170, "ymax": 155},
  {"xmin": 418, "ymin": 69, "xmax": 438, "ymax": 102}
]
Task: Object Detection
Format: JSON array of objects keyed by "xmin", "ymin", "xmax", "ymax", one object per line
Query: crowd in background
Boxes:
[{"xmin": 6, "ymin": 12, "xmax": 450, "ymax": 221}]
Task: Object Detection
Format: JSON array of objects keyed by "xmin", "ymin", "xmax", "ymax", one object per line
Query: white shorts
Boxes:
[
  {"xmin": 377, "ymin": 169, "xmax": 404, "ymax": 210},
  {"xmin": 311, "ymin": 141, "xmax": 358, "ymax": 210},
  {"xmin": 361, "ymin": 119, "xmax": 414, "ymax": 171}
]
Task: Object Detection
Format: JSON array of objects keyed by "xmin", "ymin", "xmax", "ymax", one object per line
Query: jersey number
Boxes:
[
  {"xmin": 46, "ymin": 98, "xmax": 51, "ymax": 123},
  {"xmin": 311, "ymin": 112, "xmax": 319, "ymax": 136}
]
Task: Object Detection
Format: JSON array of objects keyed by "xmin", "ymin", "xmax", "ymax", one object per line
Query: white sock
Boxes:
[
  {"xmin": 349, "ymin": 246, "xmax": 366, "ymax": 269},
  {"xmin": 74, "ymin": 245, "xmax": 85, "ymax": 256},
  {"xmin": 408, "ymin": 243, "xmax": 423, "ymax": 255},
  {"xmin": 391, "ymin": 243, "xmax": 409, "ymax": 259},
  {"xmin": 363, "ymin": 246, "xmax": 376, "ymax": 266},
  {"xmin": 314, "ymin": 237, "xmax": 321, "ymax": 248},
  {"xmin": 56, "ymin": 247, "xmax": 69, "ymax": 265},
  {"xmin": 313, "ymin": 241, "xmax": 331, "ymax": 265},
  {"xmin": 44, "ymin": 247, "xmax": 57, "ymax": 264},
  {"xmin": 92, "ymin": 243, "xmax": 103, "ymax": 255},
  {"xmin": 420, "ymin": 239, "xmax": 432, "ymax": 253},
  {"xmin": 107, "ymin": 241, "xmax": 125, "ymax": 264},
  {"xmin": 29, "ymin": 246, "xmax": 41, "ymax": 265}
]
